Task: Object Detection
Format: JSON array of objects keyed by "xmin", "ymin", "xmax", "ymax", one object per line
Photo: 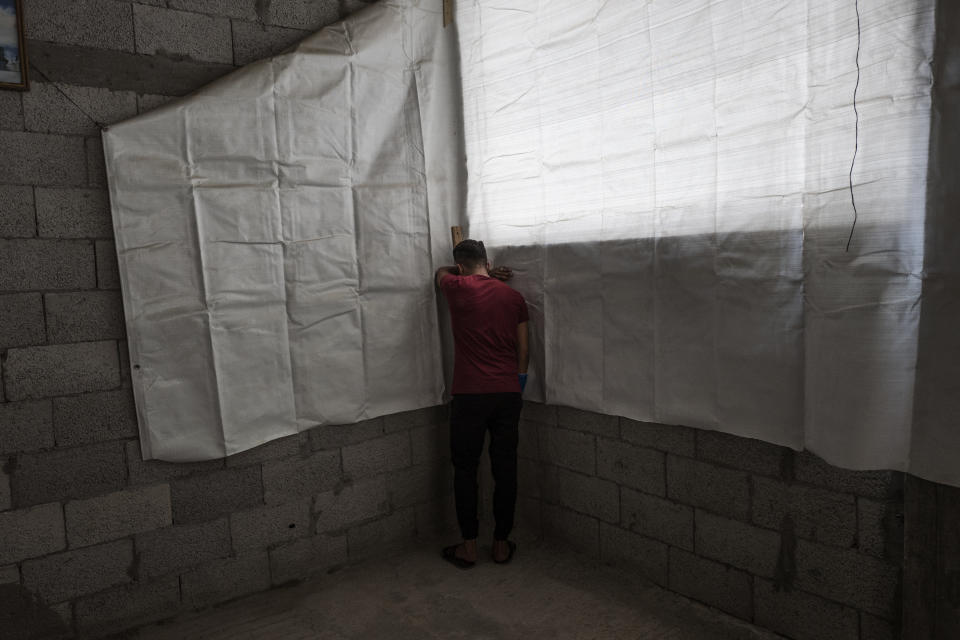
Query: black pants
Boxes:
[{"xmin": 450, "ymin": 393, "xmax": 523, "ymax": 541}]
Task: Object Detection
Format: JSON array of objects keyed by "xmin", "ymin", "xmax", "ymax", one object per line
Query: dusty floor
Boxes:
[{"xmin": 137, "ymin": 535, "xmax": 783, "ymax": 640}]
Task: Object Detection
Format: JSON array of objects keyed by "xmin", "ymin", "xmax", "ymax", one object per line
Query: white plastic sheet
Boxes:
[
  {"xmin": 459, "ymin": 0, "xmax": 940, "ymax": 478},
  {"xmin": 105, "ymin": 0, "xmax": 461, "ymax": 461}
]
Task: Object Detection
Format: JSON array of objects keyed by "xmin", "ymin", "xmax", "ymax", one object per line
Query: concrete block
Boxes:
[
  {"xmin": 383, "ymin": 405, "xmax": 446, "ymax": 432},
  {"xmin": 411, "ymin": 423, "xmax": 449, "ymax": 466},
  {"xmin": 342, "ymin": 431, "xmax": 411, "ymax": 479},
  {"xmin": 752, "ymin": 476, "xmax": 857, "ymax": 548},
  {"xmin": 170, "ymin": 0, "xmax": 258, "ymax": 20},
  {"xmin": 695, "ymin": 510, "xmax": 780, "ymax": 579},
  {"xmin": 265, "ymin": 0, "xmax": 341, "ymax": 30},
  {"xmin": 22, "ymin": 539, "xmax": 132, "ymax": 604},
  {"xmin": 542, "ymin": 466, "xmax": 619, "ymax": 524},
  {"xmin": 539, "ymin": 426, "xmax": 595, "ymax": 475},
  {"xmin": 23, "ymin": 82, "xmax": 101, "ymax": 136},
  {"xmin": 95, "ymin": 240, "xmax": 121, "ymax": 289},
  {"xmin": 118, "ymin": 338, "xmax": 131, "ymax": 383},
  {"xmin": 0, "ymin": 503, "xmax": 65, "ymax": 564},
  {"xmin": 3, "ymin": 341, "xmax": 120, "ymax": 401},
  {"xmin": 858, "ymin": 498, "xmax": 903, "ymax": 560},
  {"xmin": 860, "ymin": 613, "xmax": 896, "ymax": 640},
  {"xmin": 388, "ymin": 463, "xmax": 452, "ymax": 510},
  {"xmin": 542, "ymin": 503, "xmax": 599, "ymax": 558},
  {"xmin": 36, "ymin": 187, "xmax": 112, "ymax": 238},
  {"xmin": 262, "ymin": 449, "xmax": 339, "ymax": 504},
  {"xmin": 45, "ymin": 291, "xmax": 125, "ymax": 343},
  {"xmin": 0, "ymin": 185, "xmax": 34, "ymax": 237},
  {"xmin": 795, "ymin": 451, "xmax": 900, "ymax": 499},
  {"xmin": 521, "ymin": 402, "xmax": 556, "ymax": 425},
  {"xmin": 53, "ymin": 388, "xmax": 137, "ymax": 447},
  {"xmin": 668, "ymin": 547, "xmax": 752, "ymax": 620},
  {"xmin": 87, "ymin": 137, "xmax": 107, "ymax": 186},
  {"xmin": 24, "ymin": 0, "xmax": 135, "ymax": 51},
  {"xmin": 619, "ymin": 418, "xmax": 696, "ymax": 457},
  {"xmin": 599, "ymin": 522, "xmax": 669, "ymax": 586},
  {"xmin": 517, "ymin": 420, "xmax": 540, "ymax": 460},
  {"xmin": 126, "ymin": 440, "xmax": 224, "ymax": 485},
  {"xmin": 0, "ymin": 564, "xmax": 18, "ymax": 584},
  {"xmin": 75, "ymin": 576, "xmax": 180, "ymax": 637},
  {"xmin": 0, "ymin": 130, "xmax": 87, "ymax": 186},
  {"xmin": 0, "ymin": 293, "xmax": 45, "ymax": 348},
  {"xmin": 754, "ymin": 577, "xmax": 859, "ymax": 640},
  {"xmin": 515, "ymin": 495, "xmax": 541, "ymax": 538},
  {"xmin": 65, "ymin": 484, "xmax": 172, "ymax": 548},
  {"xmin": 181, "ymin": 552, "xmax": 271, "ymax": 609},
  {"xmin": 226, "ymin": 432, "xmax": 306, "ymax": 467},
  {"xmin": 314, "ymin": 476, "xmax": 390, "ymax": 532},
  {"xmin": 518, "ymin": 457, "xmax": 540, "ymax": 499},
  {"xmin": 0, "ymin": 468, "xmax": 9, "ymax": 511},
  {"xmin": 666, "ymin": 455, "xmax": 750, "ymax": 521},
  {"xmin": 795, "ymin": 539, "xmax": 900, "ymax": 618},
  {"xmin": 171, "ymin": 466, "xmax": 263, "ymax": 524},
  {"xmin": 133, "ymin": 5, "xmax": 233, "ymax": 64},
  {"xmin": 0, "ymin": 400, "xmax": 54, "ymax": 454},
  {"xmin": 135, "ymin": 518, "xmax": 231, "ymax": 579},
  {"xmin": 597, "ymin": 438, "xmax": 665, "ymax": 496},
  {"xmin": 0, "ymin": 591, "xmax": 71, "ymax": 640},
  {"xmin": 0, "ymin": 239, "xmax": 95, "ymax": 291},
  {"xmin": 697, "ymin": 429, "xmax": 788, "ymax": 477},
  {"xmin": 230, "ymin": 499, "xmax": 310, "ymax": 552},
  {"xmin": 232, "ymin": 21, "xmax": 309, "ymax": 66},
  {"xmin": 28, "ymin": 40, "xmax": 235, "ymax": 99},
  {"xmin": 347, "ymin": 507, "xmax": 416, "ymax": 559},
  {"xmin": 13, "ymin": 440, "xmax": 126, "ymax": 507},
  {"xmin": 58, "ymin": 85, "xmax": 137, "ymax": 128},
  {"xmin": 269, "ymin": 533, "xmax": 348, "ymax": 585},
  {"xmin": 620, "ymin": 487, "xmax": 693, "ymax": 550},
  {"xmin": 557, "ymin": 405, "xmax": 619, "ymax": 438},
  {"xmin": 137, "ymin": 93, "xmax": 177, "ymax": 114},
  {"xmin": 0, "ymin": 90, "xmax": 23, "ymax": 131},
  {"xmin": 308, "ymin": 417, "xmax": 385, "ymax": 450}
]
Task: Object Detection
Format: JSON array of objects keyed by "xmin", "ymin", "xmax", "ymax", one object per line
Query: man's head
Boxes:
[{"xmin": 453, "ymin": 239, "xmax": 489, "ymax": 275}]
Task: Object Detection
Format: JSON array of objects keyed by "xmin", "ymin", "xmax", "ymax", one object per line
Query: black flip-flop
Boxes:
[
  {"xmin": 493, "ymin": 540, "xmax": 517, "ymax": 565},
  {"xmin": 442, "ymin": 545, "xmax": 476, "ymax": 569}
]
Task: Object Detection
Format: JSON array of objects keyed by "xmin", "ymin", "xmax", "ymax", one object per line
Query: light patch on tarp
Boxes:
[
  {"xmin": 104, "ymin": 0, "xmax": 462, "ymax": 461},
  {"xmin": 459, "ymin": 0, "xmax": 938, "ymax": 480}
]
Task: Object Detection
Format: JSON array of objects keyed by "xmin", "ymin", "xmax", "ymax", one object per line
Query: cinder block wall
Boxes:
[
  {"xmin": 518, "ymin": 403, "xmax": 909, "ymax": 640},
  {"xmin": 0, "ymin": 1, "xmax": 459, "ymax": 638}
]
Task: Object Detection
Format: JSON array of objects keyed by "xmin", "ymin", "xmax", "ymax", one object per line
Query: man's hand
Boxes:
[{"xmin": 490, "ymin": 266, "xmax": 513, "ymax": 281}]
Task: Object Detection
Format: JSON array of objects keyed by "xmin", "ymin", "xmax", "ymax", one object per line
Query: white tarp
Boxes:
[
  {"xmin": 104, "ymin": 0, "xmax": 461, "ymax": 461},
  {"xmin": 106, "ymin": 0, "xmax": 958, "ymax": 488},
  {"xmin": 459, "ymin": 0, "xmax": 941, "ymax": 479}
]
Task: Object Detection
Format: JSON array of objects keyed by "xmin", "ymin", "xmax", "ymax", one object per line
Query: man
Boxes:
[{"xmin": 435, "ymin": 239, "xmax": 529, "ymax": 568}]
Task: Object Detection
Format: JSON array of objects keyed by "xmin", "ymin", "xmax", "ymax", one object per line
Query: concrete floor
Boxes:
[{"xmin": 137, "ymin": 536, "xmax": 783, "ymax": 640}]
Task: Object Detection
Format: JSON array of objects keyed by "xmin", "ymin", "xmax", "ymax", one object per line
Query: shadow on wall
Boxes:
[{"xmin": 0, "ymin": 583, "xmax": 70, "ymax": 639}]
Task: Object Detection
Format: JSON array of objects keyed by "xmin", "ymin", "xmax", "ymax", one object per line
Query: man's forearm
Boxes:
[{"xmin": 435, "ymin": 266, "xmax": 459, "ymax": 287}]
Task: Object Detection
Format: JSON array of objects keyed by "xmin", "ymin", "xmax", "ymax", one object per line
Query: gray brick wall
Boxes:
[
  {"xmin": 525, "ymin": 402, "xmax": 909, "ymax": 640},
  {"xmin": 0, "ymin": 2, "xmax": 447, "ymax": 637}
]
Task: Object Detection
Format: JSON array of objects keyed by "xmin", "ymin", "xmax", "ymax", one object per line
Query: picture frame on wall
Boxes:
[{"xmin": 0, "ymin": 0, "xmax": 28, "ymax": 91}]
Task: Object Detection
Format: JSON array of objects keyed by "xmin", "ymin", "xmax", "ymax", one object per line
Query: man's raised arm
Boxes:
[{"xmin": 435, "ymin": 266, "xmax": 458, "ymax": 288}]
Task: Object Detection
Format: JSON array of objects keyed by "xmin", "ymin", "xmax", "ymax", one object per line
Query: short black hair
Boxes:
[{"xmin": 453, "ymin": 239, "xmax": 487, "ymax": 269}]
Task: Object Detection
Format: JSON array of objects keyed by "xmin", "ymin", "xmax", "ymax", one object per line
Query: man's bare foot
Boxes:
[{"xmin": 493, "ymin": 539, "xmax": 515, "ymax": 563}]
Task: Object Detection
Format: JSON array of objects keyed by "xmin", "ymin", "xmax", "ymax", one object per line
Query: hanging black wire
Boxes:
[{"xmin": 845, "ymin": 0, "xmax": 862, "ymax": 252}]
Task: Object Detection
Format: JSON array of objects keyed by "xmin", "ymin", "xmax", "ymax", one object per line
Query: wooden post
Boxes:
[
  {"xmin": 443, "ymin": 0, "xmax": 453, "ymax": 27},
  {"xmin": 451, "ymin": 226, "xmax": 463, "ymax": 248}
]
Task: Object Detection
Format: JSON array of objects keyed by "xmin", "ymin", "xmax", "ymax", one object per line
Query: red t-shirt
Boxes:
[{"xmin": 440, "ymin": 274, "xmax": 529, "ymax": 394}]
